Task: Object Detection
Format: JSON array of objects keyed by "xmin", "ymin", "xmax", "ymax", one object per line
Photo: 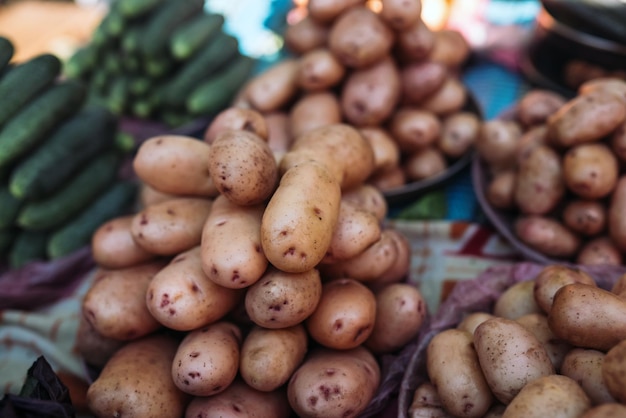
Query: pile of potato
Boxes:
[
  {"xmin": 234, "ymin": 0, "xmax": 480, "ymax": 192},
  {"xmin": 78, "ymin": 104, "xmax": 428, "ymax": 418},
  {"xmin": 409, "ymin": 264, "xmax": 626, "ymax": 418},
  {"xmin": 477, "ymin": 78, "xmax": 626, "ymax": 265}
]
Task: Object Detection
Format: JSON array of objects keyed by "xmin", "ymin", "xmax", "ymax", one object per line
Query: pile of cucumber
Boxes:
[
  {"xmin": 65, "ymin": 0, "xmax": 257, "ymax": 127},
  {"xmin": 0, "ymin": 37, "xmax": 137, "ymax": 269}
]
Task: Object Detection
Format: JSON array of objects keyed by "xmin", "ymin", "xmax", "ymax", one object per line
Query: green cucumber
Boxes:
[
  {"xmin": 0, "ymin": 79, "xmax": 87, "ymax": 169},
  {"xmin": 9, "ymin": 105, "xmax": 117, "ymax": 200},
  {"xmin": 0, "ymin": 53, "xmax": 62, "ymax": 128},
  {"xmin": 118, "ymin": 0, "xmax": 167, "ymax": 18},
  {"xmin": 143, "ymin": 54, "xmax": 175, "ymax": 79},
  {"xmin": 0, "ymin": 185, "xmax": 23, "ymax": 228},
  {"xmin": 161, "ymin": 31, "xmax": 240, "ymax": 108},
  {"xmin": 139, "ymin": 0, "xmax": 205, "ymax": 57},
  {"xmin": 187, "ymin": 55, "xmax": 255, "ymax": 115},
  {"xmin": 47, "ymin": 180, "xmax": 138, "ymax": 259},
  {"xmin": 0, "ymin": 36, "xmax": 14, "ymax": 74},
  {"xmin": 9, "ymin": 229, "xmax": 50, "ymax": 268},
  {"xmin": 105, "ymin": 76, "xmax": 131, "ymax": 115},
  {"xmin": 17, "ymin": 151, "xmax": 121, "ymax": 231},
  {"xmin": 129, "ymin": 75, "xmax": 152, "ymax": 96},
  {"xmin": 170, "ymin": 13, "xmax": 225, "ymax": 60},
  {"xmin": 64, "ymin": 43, "xmax": 100, "ymax": 79}
]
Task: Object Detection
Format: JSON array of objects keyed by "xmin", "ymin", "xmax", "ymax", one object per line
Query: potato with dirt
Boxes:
[
  {"xmin": 91, "ymin": 215, "xmax": 156, "ymax": 269},
  {"xmin": 203, "ymin": 107, "xmax": 268, "ymax": 144},
  {"xmin": 562, "ymin": 143, "xmax": 619, "ymax": 199}
]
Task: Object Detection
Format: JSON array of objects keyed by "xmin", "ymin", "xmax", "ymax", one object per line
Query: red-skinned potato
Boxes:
[
  {"xmin": 395, "ymin": 18, "xmax": 435, "ymax": 62},
  {"xmin": 91, "ymin": 215, "xmax": 156, "ymax": 269},
  {"xmin": 516, "ymin": 89, "xmax": 567, "ymax": 128},
  {"xmin": 400, "ymin": 60, "xmax": 448, "ymax": 105},
  {"xmin": 389, "ymin": 108, "xmax": 441, "ymax": 153},
  {"xmin": 379, "ymin": 0, "xmax": 422, "ymax": 30},
  {"xmin": 562, "ymin": 199, "xmax": 606, "ymax": 236},
  {"xmin": 576, "ymin": 236, "xmax": 623, "ymax": 266},
  {"xmin": 609, "ymin": 120, "xmax": 626, "ymax": 162},
  {"xmin": 367, "ymin": 228, "xmax": 412, "ymax": 291},
  {"xmin": 578, "ymin": 77, "xmax": 626, "ymax": 104},
  {"xmin": 407, "ymin": 382, "xmax": 450, "ymax": 418},
  {"xmin": 264, "ymin": 112, "xmax": 293, "ymax": 153},
  {"xmin": 514, "ymin": 216, "xmax": 581, "ymax": 259},
  {"xmin": 203, "ymin": 107, "xmax": 268, "ymax": 144},
  {"xmin": 427, "ymin": 29, "xmax": 470, "ymax": 69}
]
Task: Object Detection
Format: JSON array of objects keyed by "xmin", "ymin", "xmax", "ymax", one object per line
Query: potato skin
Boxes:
[
  {"xmin": 297, "ymin": 48, "xmax": 346, "ymax": 92},
  {"xmin": 561, "ymin": 348, "xmax": 616, "ymax": 405},
  {"xmin": 514, "ymin": 216, "xmax": 581, "ymax": 258},
  {"xmin": 340, "ymin": 183, "xmax": 388, "ymax": 221},
  {"xmin": 307, "ymin": 0, "xmax": 364, "ymax": 23},
  {"xmin": 133, "ymin": 135, "xmax": 217, "ymax": 197},
  {"xmin": 418, "ymin": 77, "xmax": 467, "ymax": 116},
  {"xmin": 581, "ymin": 403, "xmax": 626, "ymax": 418},
  {"xmin": 493, "ymin": 279, "xmax": 542, "ymax": 320},
  {"xmin": 396, "ymin": 18, "xmax": 435, "ymax": 62},
  {"xmin": 562, "ymin": 143, "xmax": 619, "ymax": 199},
  {"xmin": 284, "ymin": 16, "xmax": 328, "ymax": 55},
  {"xmin": 602, "ymin": 339, "xmax": 626, "ymax": 403},
  {"xmin": 438, "ymin": 111, "xmax": 480, "ymax": 159},
  {"xmin": 246, "ymin": 59, "xmax": 300, "ymax": 113},
  {"xmin": 75, "ymin": 311, "xmax": 125, "ymax": 369},
  {"xmin": 486, "ymin": 170, "xmax": 516, "ymax": 210},
  {"xmin": 389, "ymin": 108, "xmax": 441, "ymax": 153},
  {"xmin": 379, "ymin": 0, "xmax": 421, "ymax": 30},
  {"xmin": 203, "ymin": 107, "xmax": 268, "ymax": 144},
  {"xmin": 146, "ymin": 246, "xmax": 242, "ymax": 331},
  {"xmin": 516, "ymin": 313, "xmax": 572, "ymax": 371},
  {"xmin": 287, "ymin": 346, "xmax": 380, "ymax": 418},
  {"xmin": 408, "ymin": 381, "xmax": 451, "ymax": 418},
  {"xmin": 475, "ymin": 120, "xmax": 522, "ymax": 171},
  {"xmin": 289, "ymin": 92, "xmax": 342, "ymax": 139},
  {"xmin": 239, "ymin": 325, "xmax": 308, "ymax": 392},
  {"xmin": 403, "ymin": 147, "xmax": 448, "ymax": 182},
  {"xmin": 516, "ymin": 89, "xmax": 567, "ymax": 128},
  {"xmin": 427, "ymin": 329, "xmax": 494, "ymax": 417},
  {"xmin": 86, "ymin": 333, "xmax": 188, "ymax": 418},
  {"xmin": 261, "ymin": 160, "xmax": 341, "ymax": 273},
  {"xmin": 400, "ymin": 61, "xmax": 447, "ymax": 105},
  {"xmin": 171, "ymin": 322, "xmax": 241, "ymax": 397},
  {"xmin": 562, "ymin": 199, "xmax": 606, "ymax": 237},
  {"xmin": 576, "ymin": 236, "xmax": 623, "ymax": 266},
  {"xmin": 608, "ymin": 176, "xmax": 626, "ymax": 252},
  {"xmin": 532, "ymin": 264, "xmax": 596, "ymax": 314},
  {"xmin": 91, "ymin": 215, "xmax": 155, "ymax": 269}
]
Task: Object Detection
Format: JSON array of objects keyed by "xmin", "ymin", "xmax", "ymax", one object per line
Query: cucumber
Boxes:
[
  {"xmin": 102, "ymin": 2, "xmax": 126, "ymax": 38},
  {"xmin": 0, "ymin": 79, "xmax": 87, "ymax": 169},
  {"xmin": 187, "ymin": 55, "xmax": 255, "ymax": 115},
  {"xmin": 105, "ymin": 75, "xmax": 131, "ymax": 115},
  {"xmin": 118, "ymin": 0, "xmax": 167, "ymax": 18},
  {"xmin": 9, "ymin": 105, "xmax": 117, "ymax": 200},
  {"xmin": 139, "ymin": 0, "xmax": 205, "ymax": 57},
  {"xmin": 0, "ymin": 53, "xmax": 62, "ymax": 128},
  {"xmin": 64, "ymin": 43, "xmax": 100, "ymax": 79},
  {"xmin": 9, "ymin": 229, "xmax": 49, "ymax": 268},
  {"xmin": 0, "ymin": 185, "xmax": 23, "ymax": 228},
  {"xmin": 170, "ymin": 13, "xmax": 225, "ymax": 60},
  {"xmin": 143, "ymin": 54, "xmax": 175, "ymax": 79},
  {"xmin": 47, "ymin": 180, "xmax": 138, "ymax": 259},
  {"xmin": 0, "ymin": 36, "xmax": 14, "ymax": 74},
  {"xmin": 161, "ymin": 32, "xmax": 240, "ymax": 108},
  {"xmin": 129, "ymin": 75, "xmax": 153, "ymax": 96},
  {"xmin": 17, "ymin": 151, "xmax": 121, "ymax": 231}
]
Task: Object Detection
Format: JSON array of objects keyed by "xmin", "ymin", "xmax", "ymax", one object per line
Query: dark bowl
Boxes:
[{"xmin": 381, "ymin": 93, "xmax": 483, "ymax": 207}]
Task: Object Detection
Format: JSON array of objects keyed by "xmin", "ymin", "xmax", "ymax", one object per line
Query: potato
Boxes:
[
  {"xmin": 341, "ymin": 183, "xmax": 388, "ymax": 221},
  {"xmin": 562, "ymin": 199, "xmax": 606, "ymax": 236},
  {"xmin": 418, "ymin": 77, "xmax": 467, "ymax": 116},
  {"xmin": 200, "ymin": 195, "xmax": 267, "ymax": 289},
  {"xmin": 501, "ymin": 374, "xmax": 591, "ymax": 418},
  {"xmin": 368, "ymin": 165, "xmax": 406, "ymax": 191},
  {"xmin": 532, "ymin": 264, "xmax": 596, "ymax": 314},
  {"xmin": 514, "ymin": 144, "xmax": 565, "ymax": 215},
  {"xmin": 289, "ymin": 91, "xmax": 341, "ymax": 138},
  {"xmin": 321, "ymin": 200, "xmax": 381, "ymax": 263},
  {"xmin": 208, "ymin": 129, "xmax": 278, "ymax": 206},
  {"xmin": 359, "ymin": 127, "xmax": 400, "ymax": 174},
  {"xmin": 547, "ymin": 90, "xmax": 626, "ymax": 148},
  {"xmin": 245, "ymin": 266, "xmax": 322, "ymax": 329},
  {"xmin": 75, "ymin": 312, "xmax": 125, "ymax": 369},
  {"xmin": 474, "ymin": 317, "xmax": 555, "ymax": 404},
  {"xmin": 516, "ymin": 313, "xmax": 572, "ymax": 371},
  {"xmin": 284, "ymin": 16, "xmax": 328, "ymax": 55},
  {"xmin": 493, "ymin": 279, "xmax": 542, "ymax": 320},
  {"xmin": 379, "ymin": 0, "xmax": 421, "ymax": 30},
  {"xmin": 548, "ymin": 283, "xmax": 626, "ymax": 351},
  {"xmin": 307, "ymin": 0, "xmax": 365, "ymax": 23},
  {"xmin": 82, "ymin": 261, "xmax": 165, "ymax": 340},
  {"xmin": 427, "ymin": 29, "xmax": 470, "ymax": 69},
  {"xmin": 476, "ymin": 120, "xmax": 523, "ymax": 170},
  {"xmin": 563, "ymin": 143, "xmax": 619, "ymax": 199},
  {"xmin": 438, "ymin": 111, "xmax": 480, "ymax": 158},
  {"xmin": 611, "ymin": 273, "xmax": 626, "ymax": 297},
  {"xmin": 602, "ymin": 339, "xmax": 626, "ymax": 403},
  {"xmin": 608, "ymin": 176, "xmax": 626, "ymax": 252},
  {"xmin": 578, "ymin": 77, "xmax": 626, "ymax": 104},
  {"xmin": 184, "ymin": 379, "xmax": 291, "ymax": 418},
  {"xmin": 367, "ymin": 228, "xmax": 412, "ymax": 291},
  {"xmin": 240, "ymin": 325, "xmax": 308, "ymax": 392},
  {"xmin": 282, "ymin": 123, "xmax": 376, "ymax": 190},
  {"xmin": 457, "ymin": 312, "xmax": 496, "ymax": 335},
  {"xmin": 261, "ymin": 160, "xmax": 341, "ymax": 273},
  {"xmin": 514, "ymin": 216, "xmax": 581, "ymax": 258},
  {"xmin": 287, "ymin": 346, "xmax": 380, "ymax": 418},
  {"xmin": 91, "ymin": 215, "xmax": 156, "ymax": 269},
  {"xmin": 408, "ymin": 382, "xmax": 451, "ymax": 418},
  {"xmin": 133, "ymin": 135, "xmax": 217, "ymax": 197},
  {"xmin": 305, "ymin": 278, "xmax": 376, "ymax": 349},
  {"xmin": 390, "ymin": 108, "xmax": 441, "ymax": 153},
  {"xmin": 327, "ymin": 6, "xmax": 394, "ymax": 69},
  {"xmin": 131, "ymin": 197, "xmax": 213, "ymax": 256},
  {"xmin": 297, "ymin": 47, "xmax": 346, "ymax": 92},
  {"xmin": 515, "ymin": 124, "xmax": 548, "ymax": 166},
  {"xmin": 203, "ymin": 107, "xmax": 268, "ymax": 144},
  {"xmin": 427, "ymin": 329, "xmax": 494, "ymax": 417},
  {"xmin": 171, "ymin": 321, "xmax": 241, "ymax": 396},
  {"xmin": 264, "ymin": 112, "xmax": 293, "ymax": 153},
  {"xmin": 404, "ymin": 147, "xmax": 448, "ymax": 182},
  {"xmin": 86, "ymin": 333, "xmax": 188, "ymax": 418},
  {"xmin": 318, "ymin": 229, "xmax": 399, "ymax": 282},
  {"xmin": 400, "ymin": 61, "xmax": 448, "ymax": 105},
  {"xmin": 146, "ymin": 246, "xmax": 242, "ymax": 331},
  {"xmin": 139, "ymin": 183, "xmax": 178, "ymax": 207},
  {"xmin": 396, "ymin": 18, "xmax": 435, "ymax": 62},
  {"xmin": 365, "ymin": 283, "xmax": 426, "ymax": 354},
  {"xmin": 576, "ymin": 236, "xmax": 623, "ymax": 266},
  {"xmin": 609, "ymin": 120, "xmax": 626, "ymax": 162},
  {"xmin": 581, "ymin": 404, "xmax": 626, "ymax": 418},
  {"xmin": 341, "ymin": 56, "xmax": 401, "ymax": 126},
  {"xmin": 486, "ymin": 170, "xmax": 516, "ymax": 210},
  {"xmin": 561, "ymin": 348, "xmax": 616, "ymax": 405},
  {"xmin": 516, "ymin": 89, "xmax": 567, "ymax": 128},
  {"xmin": 246, "ymin": 59, "xmax": 299, "ymax": 113}
]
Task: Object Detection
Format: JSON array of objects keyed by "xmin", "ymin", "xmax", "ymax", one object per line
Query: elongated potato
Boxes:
[
  {"xmin": 240, "ymin": 325, "xmax": 308, "ymax": 392},
  {"xmin": 146, "ymin": 246, "xmax": 242, "ymax": 331},
  {"xmin": 516, "ymin": 312, "xmax": 572, "ymax": 371},
  {"xmin": 367, "ymin": 228, "xmax": 411, "ymax": 290},
  {"xmin": 514, "ymin": 216, "xmax": 581, "ymax": 258},
  {"xmin": 131, "ymin": 197, "xmax": 213, "ymax": 256},
  {"xmin": 576, "ymin": 236, "xmax": 623, "ymax": 266},
  {"xmin": 427, "ymin": 329, "xmax": 494, "ymax": 417},
  {"xmin": 171, "ymin": 321, "xmax": 241, "ymax": 396},
  {"xmin": 516, "ymin": 89, "xmax": 567, "ymax": 128},
  {"xmin": 289, "ymin": 91, "xmax": 342, "ymax": 139},
  {"xmin": 487, "ymin": 170, "xmax": 516, "ymax": 210},
  {"xmin": 86, "ymin": 333, "xmax": 188, "ymax": 418},
  {"xmin": 208, "ymin": 129, "xmax": 278, "ymax": 206},
  {"xmin": 264, "ymin": 112, "xmax": 293, "ymax": 153},
  {"xmin": 91, "ymin": 215, "xmax": 156, "ymax": 269},
  {"xmin": 561, "ymin": 348, "xmax": 616, "ymax": 405},
  {"xmin": 245, "ymin": 59, "xmax": 299, "ymax": 113},
  {"xmin": 133, "ymin": 135, "xmax": 218, "ymax": 197},
  {"xmin": 203, "ymin": 107, "xmax": 268, "ymax": 144},
  {"xmin": 261, "ymin": 160, "xmax": 341, "ymax": 273},
  {"xmin": 82, "ymin": 260, "xmax": 166, "ymax": 340},
  {"xmin": 200, "ymin": 195, "xmax": 267, "ymax": 289}
]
